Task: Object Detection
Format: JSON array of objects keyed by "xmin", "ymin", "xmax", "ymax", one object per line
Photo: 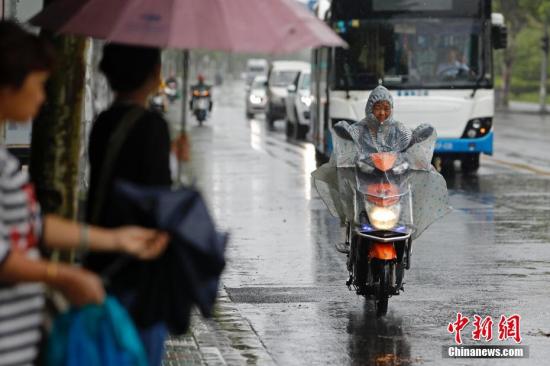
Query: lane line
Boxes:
[{"xmin": 483, "ymin": 156, "xmax": 550, "ymax": 176}]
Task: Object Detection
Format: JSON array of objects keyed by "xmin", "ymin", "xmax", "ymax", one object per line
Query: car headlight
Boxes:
[
  {"xmin": 300, "ymin": 95, "xmax": 312, "ymax": 107},
  {"xmin": 249, "ymin": 94, "xmax": 263, "ymax": 104},
  {"xmin": 366, "ymin": 204, "xmax": 401, "ymax": 230}
]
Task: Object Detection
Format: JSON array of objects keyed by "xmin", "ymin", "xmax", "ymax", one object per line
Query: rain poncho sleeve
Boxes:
[{"xmin": 312, "ymin": 85, "xmax": 449, "ymax": 239}]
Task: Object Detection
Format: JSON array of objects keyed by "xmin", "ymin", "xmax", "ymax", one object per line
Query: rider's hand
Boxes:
[
  {"xmin": 54, "ymin": 266, "xmax": 105, "ymax": 307},
  {"xmin": 113, "ymin": 227, "xmax": 169, "ymax": 260}
]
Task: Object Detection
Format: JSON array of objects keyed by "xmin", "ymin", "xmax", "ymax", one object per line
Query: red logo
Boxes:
[
  {"xmin": 472, "ymin": 315, "xmax": 494, "ymax": 342},
  {"xmin": 447, "ymin": 312, "xmax": 470, "ymax": 345},
  {"xmin": 498, "ymin": 314, "xmax": 522, "ymax": 343},
  {"xmin": 448, "ymin": 313, "xmax": 522, "ymax": 344}
]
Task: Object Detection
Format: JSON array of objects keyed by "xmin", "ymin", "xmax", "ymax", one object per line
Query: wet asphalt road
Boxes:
[{"xmin": 173, "ymin": 82, "xmax": 550, "ymax": 366}]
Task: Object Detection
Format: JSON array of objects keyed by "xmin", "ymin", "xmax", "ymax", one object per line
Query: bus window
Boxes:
[{"xmin": 334, "ymin": 18, "xmax": 487, "ymax": 90}]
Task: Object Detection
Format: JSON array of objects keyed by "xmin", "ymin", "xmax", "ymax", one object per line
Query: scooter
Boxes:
[
  {"xmin": 345, "ymin": 152, "xmax": 413, "ymax": 316},
  {"xmin": 165, "ymin": 80, "xmax": 179, "ymax": 103},
  {"xmin": 191, "ymin": 87, "xmax": 211, "ymax": 126},
  {"xmin": 149, "ymin": 92, "xmax": 166, "ymax": 114}
]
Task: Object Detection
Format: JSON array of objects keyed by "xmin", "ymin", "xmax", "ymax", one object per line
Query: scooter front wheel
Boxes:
[{"xmin": 376, "ymin": 262, "xmax": 390, "ymax": 316}]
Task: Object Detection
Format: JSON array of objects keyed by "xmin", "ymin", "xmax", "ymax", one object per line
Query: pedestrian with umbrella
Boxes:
[{"xmin": 29, "ymin": 0, "xmax": 346, "ymax": 364}]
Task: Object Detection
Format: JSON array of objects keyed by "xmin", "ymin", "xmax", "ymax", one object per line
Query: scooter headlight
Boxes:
[{"xmin": 366, "ymin": 204, "xmax": 401, "ymax": 230}]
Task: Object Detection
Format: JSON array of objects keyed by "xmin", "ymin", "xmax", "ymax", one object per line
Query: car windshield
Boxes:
[
  {"xmin": 270, "ymin": 71, "xmax": 300, "ymax": 87},
  {"xmin": 248, "ymin": 66, "xmax": 266, "ymax": 73},
  {"xmin": 299, "ymin": 74, "xmax": 311, "ymax": 90},
  {"xmin": 333, "ymin": 17, "xmax": 488, "ymax": 90},
  {"xmin": 252, "ymin": 78, "xmax": 266, "ymax": 88}
]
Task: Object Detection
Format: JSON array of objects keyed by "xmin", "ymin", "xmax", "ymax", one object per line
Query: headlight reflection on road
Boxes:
[
  {"xmin": 250, "ymin": 119, "xmax": 263, "ymax": 152},
  {"xmin": 303, "ymin": 144, "xmax": 316, "ymax": 201}
]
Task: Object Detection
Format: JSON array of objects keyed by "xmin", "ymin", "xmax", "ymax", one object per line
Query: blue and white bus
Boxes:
[{"xmin": 310, "ymin": 0, "xmax": 507, "ymax": 172}]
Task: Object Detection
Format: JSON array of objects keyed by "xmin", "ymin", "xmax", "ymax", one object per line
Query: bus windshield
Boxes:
[{"xmin": 333, "ymin": 18, "xmax": 489, "ymax": 90}]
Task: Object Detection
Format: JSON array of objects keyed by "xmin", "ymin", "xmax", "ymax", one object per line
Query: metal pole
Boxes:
[
  {"xmin": 181, "ymin": 50, "xmax": 189, "ymax": 132},
  {"xmin": 177, "ymin": 49, "xmax": 190, "ymax": 182},
  {"xmin": 540, "ymin": 24, "xmax": 548, "ymax": 113}
]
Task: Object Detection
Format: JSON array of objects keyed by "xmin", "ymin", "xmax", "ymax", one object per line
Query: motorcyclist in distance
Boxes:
[{"xmin": 190, "ymin": 74, "xmax": 213, "ymax": 112}]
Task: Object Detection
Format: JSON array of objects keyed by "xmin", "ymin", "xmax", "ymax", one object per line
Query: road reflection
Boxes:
[{"xmin": 347, "ymin": 308, "xmax": 418, "ymax": 366}]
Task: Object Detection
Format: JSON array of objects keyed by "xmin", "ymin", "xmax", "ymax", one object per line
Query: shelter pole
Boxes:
[
  {"xmin": 181, "ymin": 49, "xmax": 190, "ymax": 131},
  {"xmin": 178, "ymin": 49, "xmax": 190, "ymax": 182}
]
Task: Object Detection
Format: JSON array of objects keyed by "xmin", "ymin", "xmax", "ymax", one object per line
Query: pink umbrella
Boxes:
[
  {"xmin": 30, "ymin": 0, "xmax": 346, "ymax": 53},
  {"xmin": 30, "ymin": 0, "xmax": 345, "ymax": 174}
]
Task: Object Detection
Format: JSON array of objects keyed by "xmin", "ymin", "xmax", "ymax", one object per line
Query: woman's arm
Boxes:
[
  {"xmin": 42, "ymin": 214, "xmax": 168, "ymax": 259},
  {"xmin": 0, "ymin": 250, "xmax": 104, "ymax": 306}
]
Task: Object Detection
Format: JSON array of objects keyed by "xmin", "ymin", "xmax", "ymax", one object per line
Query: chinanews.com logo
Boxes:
[{"xmin": 442, "ymin": 313, "xmax": 529, "ymax": 359}]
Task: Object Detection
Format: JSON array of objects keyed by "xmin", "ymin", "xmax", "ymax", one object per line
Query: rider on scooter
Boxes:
[
  {"xmin": 190, "ymin": 74, "xmax": 213, "ymax": 112},
  {"xmin": 312, "ymin": 85, "xmax": 449, "ymax": 253},
  {"xmin": 334, "ymin": 86, "xmax": 413, "ymax": 252}
]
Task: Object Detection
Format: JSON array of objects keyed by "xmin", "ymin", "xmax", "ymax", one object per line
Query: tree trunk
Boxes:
[
  {"xmin": 29, "ymin": 34, "xmax": 88, "ymax": 220},
  {"xmin": 540, "ymin": 25, "xmax": 548, "ymax": 113},
  {"xmin": 501, "ymin": 51, "xmax": 513, "ymax": 108}
]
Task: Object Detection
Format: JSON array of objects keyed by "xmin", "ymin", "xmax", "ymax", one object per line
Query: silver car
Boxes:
[{"xmin": 246, "ymin": 75, "xmax": 268, "ymax": 119}]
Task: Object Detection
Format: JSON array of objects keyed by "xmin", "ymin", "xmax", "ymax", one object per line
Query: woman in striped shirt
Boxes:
[{"xmin": 0, "ymin": 21, "xmax": 167, "ymax": 365}]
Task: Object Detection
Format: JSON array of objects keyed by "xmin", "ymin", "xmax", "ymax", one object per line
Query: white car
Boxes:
[
  {"xmin": 246, "ymin": 75, "xmax": 268, "ymax": 118},
  {"xmin": 244, "ymin": 58, "xmax": 268, "ymax": 91},
  {"xmin": 284, "ymin": 69, "xmax": 311, "ymax": 140},
  {"xmin": 266, "ymin": 60, "xmax": 310, "ymax": 129}
]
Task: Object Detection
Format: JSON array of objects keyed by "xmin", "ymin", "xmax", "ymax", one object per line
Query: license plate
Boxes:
[
  {"xmin": 436, "ymin": 142, "xmax": 454, "ymax": 151},
  {"xmin": 197, "ymin": 99, "xmax": 209, "ymax": 109}
]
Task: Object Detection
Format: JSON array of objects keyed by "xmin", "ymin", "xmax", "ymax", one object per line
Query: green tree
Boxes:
[
  {"xmin": 495, "ymin": 0, "xmax": 529, "ymax": 107},
  {"xmin": 495, "ymin": 0, "xmax": 550, "ymax": 107},
  {"xmin": 525, "ymin": 0, "xmax": 550, "ymax": 110},
  {"xmin": 30, "ymin": 28, "xmax": 87, "ymax": 219}
]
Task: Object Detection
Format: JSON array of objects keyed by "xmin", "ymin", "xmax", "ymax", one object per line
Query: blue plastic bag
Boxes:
[{"xmin": 47, "ymin": 296, "xmax": 147, "ymax": 366}]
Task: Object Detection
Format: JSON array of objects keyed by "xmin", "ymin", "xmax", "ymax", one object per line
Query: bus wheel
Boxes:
[{"xmin": 461, "ymin": 153, "xmax": 480, "ymax": 174}]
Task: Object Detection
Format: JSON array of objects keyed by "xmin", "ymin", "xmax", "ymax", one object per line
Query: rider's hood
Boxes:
[{"xmin": 364, "ymin": 85, "xmax": 394, "ymax": 129}]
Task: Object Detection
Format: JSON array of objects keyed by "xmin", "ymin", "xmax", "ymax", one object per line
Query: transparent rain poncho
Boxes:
[{"xmin": 312, "ymin": 86, "xmax": 449, "ymax": 239}]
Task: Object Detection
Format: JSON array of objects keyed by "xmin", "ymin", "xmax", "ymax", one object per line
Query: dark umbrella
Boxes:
[{"xmin": 106, "ymin": 180, "xmax": 228, "ymax": 335}]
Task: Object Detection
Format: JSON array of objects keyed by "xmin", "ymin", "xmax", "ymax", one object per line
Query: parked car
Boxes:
[
  {"xmin": 246, "ymin": 75, "xmax": 268, "ymax": 119},
  {"xmin": 284, "ymin": 68, "xmax": 312, "ymax": 140},
  {"xmin": 265, "ymin": 60, "xmax": 310, "ymax": 129}
]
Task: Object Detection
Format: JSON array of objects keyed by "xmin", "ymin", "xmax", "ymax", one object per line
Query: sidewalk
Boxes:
[
  {"xmin": 162, "ymin": 287, "xmax": 275, "ymax": 366},
  {"xmin": 161, "ymin": 84, "xmax": 276, "ymax": 365}
]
